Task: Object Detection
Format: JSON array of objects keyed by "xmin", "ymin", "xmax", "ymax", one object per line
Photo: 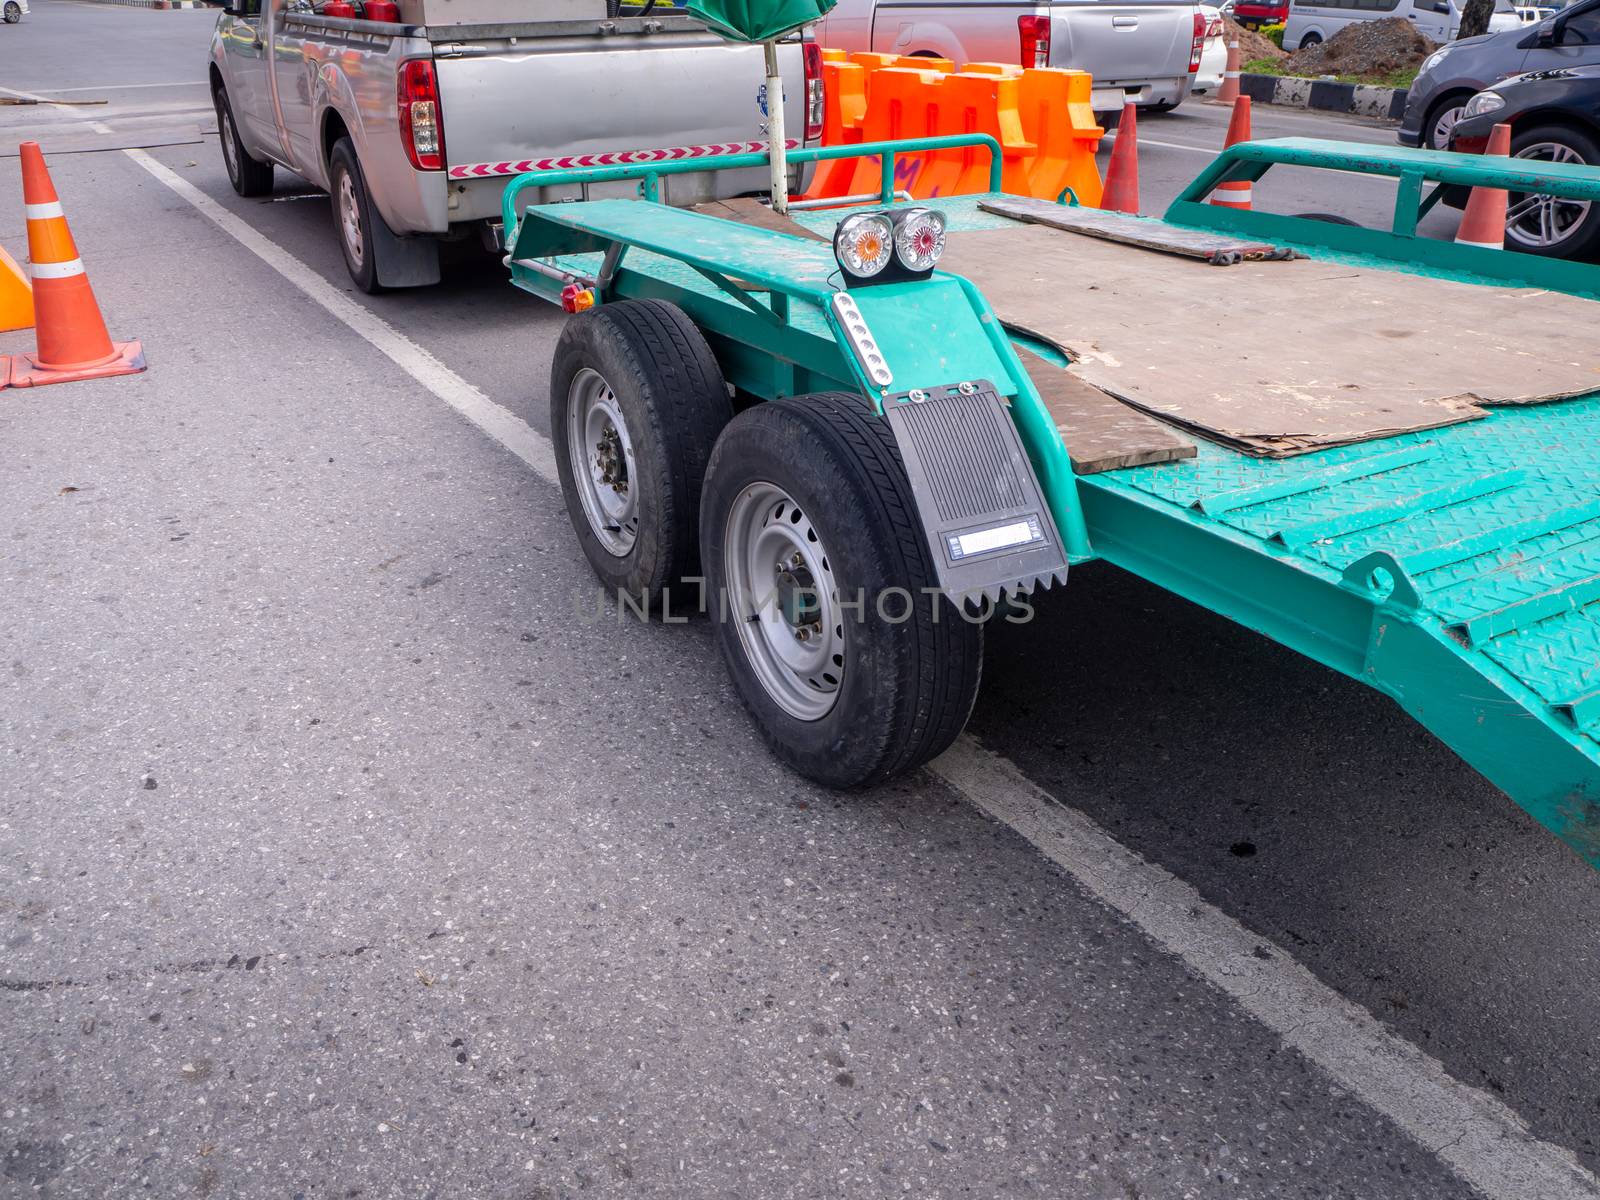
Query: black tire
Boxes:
[
  {"xmin": 700, "ymin": 392, "xmax": 984, "ymax": 790},
  {"xmin": 328, "ymin": 138, "xmax": 381, "ymax": 293},
  {"xmin": 1505, "ymin": 123, "xmax": 1600, "ymax": 261},
  {"xmin": 1297, "ymin": 31, "xmax": 1322, "ymax": 47},
  {"xmin": 213, "ymin": 84, "xmax": 273, "ymax": 198},
  {"xmin": 1149, "ymin": 100, "xmax": 1179, "ymax": 114},
  {"xmin": 3, "ymin": 2, "xmax": 22, "ymax": 23},
  {"xmin": 551, "ymin": 300, "xmax": 731, "ymax": 604},
  {"xmin": 1293, "ymin": 212, "xmax": 1360, "ymax": 225}
]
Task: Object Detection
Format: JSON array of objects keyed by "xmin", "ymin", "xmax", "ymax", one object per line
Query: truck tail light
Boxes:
[
  {"xmin": 803, "ymin": 41, "xmax": 825, "ymax": 141},
  {"xmin": 1189, "ymin": 11, "xmax": 1205, "ymax": 72},
  {"xmin": 1017, "ymin": 15, "xmax": 1050, "ymax": 68},
  {"xmin": 1206, "ymin": 15, "xmax": 1223, "ymax": 37},
  {"xmin": 398, "ymin": 59, "xmax": 444, "ymax": 172}
]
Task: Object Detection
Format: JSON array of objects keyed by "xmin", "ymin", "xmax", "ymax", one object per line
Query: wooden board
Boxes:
[
  {"xmin": 691, "ymin": 198, "xmax": 827, "ymax": 242},
  {"xmin": 980, "ymin": 196, "xmax": 1291, "ymax": 263},
  {"xmin": 1017, "ymin": 348, "xmax": 1196, "ymax": 474},
  {"xmin": 942, "ymin": 224, "xmax": 1600, "ymax": 457}
]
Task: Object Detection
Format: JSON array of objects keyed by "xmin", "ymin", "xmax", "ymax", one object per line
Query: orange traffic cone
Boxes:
[
  {"xmin": 1211, "ymin": 96, "xmax": 1253, "ymax": 210},
  {"xmin": 1101, "ymin": 103, "xmax": 1140, "ymax": 215},
  {"xmin": 1455, "ymin": 122, "xmax": 1512, "ymax": 250},
  {"xmin": 1215, "ymin": 40, "xmax": 1241, "ymax": 105},
  {"xmin": 4, "ymin": 141, "xmax": 144, "ymax": 389},
  {"xmin": 0, "ymin": 244, "xmax": 32, "ymax": 333}
]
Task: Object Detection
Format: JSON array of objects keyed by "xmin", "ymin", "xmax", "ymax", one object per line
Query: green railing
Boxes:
[
  {"xmin": 499, "ymin": 134, "xmax": 1005, "ymax": 236},
  {"xmin": 1167, "ymin": 137, "xmax": 1600, "ymax": 297}
]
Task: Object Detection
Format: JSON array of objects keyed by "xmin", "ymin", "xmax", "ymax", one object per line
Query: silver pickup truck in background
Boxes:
[
  {"xmin": 816, "ymin": 0, "xmax": 1204, "ymax": 116},
  {"xmin": 208, "ymin": 0, "xmax": 821, "ymax": 290}
]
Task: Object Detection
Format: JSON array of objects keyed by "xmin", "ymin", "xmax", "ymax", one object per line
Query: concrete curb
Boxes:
[{"xmin": 1239, "ymin": 71, "xmax": 1408, "ymax": 121}]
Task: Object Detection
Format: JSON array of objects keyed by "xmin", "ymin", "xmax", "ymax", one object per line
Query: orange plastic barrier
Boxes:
[
  {"xmin": 1018, "ymin": 68, "xmax": 1104, "ymax": 207},
  {"xmin": 921, "ymin": 72, "xmax": 1035, "ymax": 197},
  {"xmin": 842, "ymin": 66, "xmax": 946, "ymax": 198},
  {"xmin": 806, "ymin": 50, "xmax": 1104, "ymax": 205},
  {"xmin": 805, "ymin": 59, "xmax": 869, "ymax": 200}
]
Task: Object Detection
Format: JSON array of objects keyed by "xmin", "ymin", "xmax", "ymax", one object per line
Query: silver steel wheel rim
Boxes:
[
  {"xmin": 220, "ymin": 105, "xmax": 240, "ymax": 180},
  {"xmin": 723, "ymin": 482, "xmax": 844, "ymax": 723},
  {"xmin": 3, "ymin": 4, "xmax": 19, "ymax": 19},
  {"xmin": 1430, "ymin": 104, "xmax": 1462, "ymax": 149},
  {"xmin": 338, "ymin": 171, "xmax": 364, "ymax": 268},
  {"xmin": 566, "ymin": 367, "xmax": 639, "ymax": 557},
  {"xmin": 1507, "ymin": 143, "xmax": 1592, "ymax": 249}
]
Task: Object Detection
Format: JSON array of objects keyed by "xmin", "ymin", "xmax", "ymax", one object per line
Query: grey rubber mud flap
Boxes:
[{"xmin": 882, "ymin": 380, "xmax": 1070, "ymax": 606}]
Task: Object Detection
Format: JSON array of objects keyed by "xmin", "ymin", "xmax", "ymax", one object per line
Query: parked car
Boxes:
[
  {"xmin": 1284, "ymin": 0, "xmax": 1520, "ymax": 52},
  {"xmin": 3, "ymin": 0, "xmax": 28, "ymax": 22},
  {"xmin": 1448, "ymin": 62, "xmax": 1600, "ymax": 258},
  {"xmin": 1191, "ymin": 4, "xmax": 1229, "ymax": 94},
  {"xmin": 206, "ymin": 0, "xmax": 819, "ymax": 292},
  {"xmin": 1230, "ymin": 0, "xmax": 1287, "ymax": 28},
  {"xmin": 1399, "ymin": 0, "xmax": 1600, "ymax": 145},
  {"xmin": 813, "ymin": 0, "xmax": 1209, "ymax": 116}
]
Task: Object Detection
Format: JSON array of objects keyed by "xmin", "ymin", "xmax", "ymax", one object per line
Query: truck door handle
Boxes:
[{"xmin": 1112, "ymin": 16, "xmax": 1138, "ymax": 27}]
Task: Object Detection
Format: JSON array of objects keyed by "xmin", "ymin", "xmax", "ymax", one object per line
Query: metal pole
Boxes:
[{"xmin": 764, "ymin": 39, "xmax": 788, "ymax": 214}]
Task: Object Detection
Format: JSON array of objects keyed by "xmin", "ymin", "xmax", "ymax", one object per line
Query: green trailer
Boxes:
[{"xmin": 498, "ymin": 135, "xmax": 1600, "ymax": 869}]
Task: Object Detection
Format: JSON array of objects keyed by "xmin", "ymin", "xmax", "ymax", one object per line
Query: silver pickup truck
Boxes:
[
  {"xmin": 816, "ymin": 0, "xmax": 1204, "ymax": 116},
  {"xmin": 208, "ymin": 0, "xmax": 820, "ymax": 290}
]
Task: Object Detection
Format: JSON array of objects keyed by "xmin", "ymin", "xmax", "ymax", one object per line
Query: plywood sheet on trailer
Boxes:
[
  {"xmin": 979, "ymin": 196, "xmax": 1291, "ymax": 262},
  {"xmin": 942, "ymin": 224, "xmax": 1600, "ymax": 457},
  {"xmin": 1016, "ymin": 348, "xmax": 1196, "ymax": 474}
]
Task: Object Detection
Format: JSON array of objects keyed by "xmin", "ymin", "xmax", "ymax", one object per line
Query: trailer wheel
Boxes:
[
  {"xmin": 213, "ymin": 84, "xmax": 273, "ymax": 198},
  {"xmin": 551, "ymin": 300, "xmax": 732, "ymax": 605},
  {"xmin": 700, "ymin": 392, "xmax": 983, "ymax": 789}
]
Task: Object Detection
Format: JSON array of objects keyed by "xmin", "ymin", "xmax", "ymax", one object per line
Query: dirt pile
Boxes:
[
  {"xmin": 1222, "ymin": 15, "xmax": 1286, "ymax": 62},
  {"xmin": 1281, "ymin": 16, "xmax": 1436, "ymax": 78}
]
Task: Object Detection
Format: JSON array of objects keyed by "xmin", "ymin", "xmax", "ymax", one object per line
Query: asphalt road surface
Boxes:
[{"xmin": 3, "ymin": 4, "xmax": 1598, "ymax": 1199}]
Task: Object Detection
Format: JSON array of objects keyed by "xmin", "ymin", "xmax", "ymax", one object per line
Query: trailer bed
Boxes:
[{"xmin": 509, "ymin": 177, "xmax": 1600, "ymax": 865}]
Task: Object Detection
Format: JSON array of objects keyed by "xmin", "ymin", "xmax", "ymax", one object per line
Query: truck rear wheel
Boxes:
[
  {"xmin": 213, "ymin": 84, "xmax": 273, "ymax": 198},
  {"xmin": 329, "ymin": 138, "xmax": 381, "ymax": 293},
  {"xmin": 551, "ymin": 300, "xmax": 732, "ymax": 606},
  {"xmin": 700, "ymin": 392, "xmax": 983, "ymax": 790}
]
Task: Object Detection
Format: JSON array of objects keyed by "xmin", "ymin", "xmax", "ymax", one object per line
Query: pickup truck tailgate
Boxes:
[
  {"xmin": 434, "ymin": 29, "xmax": 806, "ymax": 206},
  {"xmin": 1051, "ymin": 0, "xmax": 1194, "ymax": 85}
]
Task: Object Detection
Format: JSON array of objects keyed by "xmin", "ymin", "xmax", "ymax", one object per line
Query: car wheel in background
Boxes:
[
  {"xmin": 1505, "ymin": 123, "xmax": 1600, "ymax": 261},
  {"xmin": 1424, "ymin": 94, "xmax": 1471, "ymax": 149},
  {"xmin": 1297, "ymin": 31, "xmax": 1322, "ymax": 48},
  {"xmin": 2, "ymin": 3, "xmax": 21, "ymax": 22},
  {"xmin": 213, "ymin": 85, "xmax": 274, "ymax": 198}
]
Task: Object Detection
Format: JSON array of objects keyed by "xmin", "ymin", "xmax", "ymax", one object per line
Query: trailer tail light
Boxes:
[
  {"xmin": 803, "ymin": 41, "xmax": 825, "ymax": 141},
  {"xmin": 1189, "ymin": 11, "xmax": 1206, "ymax": 72},
  {"xmin": 1017, "ymin": 15, "xmax": 1050, "ymax": 68},
  {"xmin": 398, "ymin": 59, "xmax": 444, "ymax": 171}
]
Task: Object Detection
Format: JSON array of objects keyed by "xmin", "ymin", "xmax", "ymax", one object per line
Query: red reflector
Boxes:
[
  {"xmin": 1017, "ymin": 14, "xmax": 1051, "ymax": 69},
  {"xmin": 561, "ymin": 284, "xmax": 595, "ymax": 313},
  {"xmin": 397, "ymin": 59, "xmax": 444, "ymax": 172}
]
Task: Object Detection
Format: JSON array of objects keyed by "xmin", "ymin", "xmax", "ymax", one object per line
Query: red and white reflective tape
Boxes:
[
  {"xmin": 446, "ymin": 139, "xmax": 801, "ymax": 181},
  {"xmin": 25, "ymin": 201, "xmax": 65, "ymax": 221},
  {"xmin": 30, "ymin": 258, "xmax": 86, "ymax": 280}
]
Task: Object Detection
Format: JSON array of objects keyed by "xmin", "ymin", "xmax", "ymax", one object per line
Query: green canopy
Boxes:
[{"xmin": 686, "ymin": 0, "xmax": 835, "ymax": 43}]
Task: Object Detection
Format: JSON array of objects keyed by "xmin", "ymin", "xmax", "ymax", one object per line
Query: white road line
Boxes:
[
  {"xmin": 931, "ymin": 738, "xmax": 1600, "ymax": 1200},
  {"xmin": 122, "ymin": 150, "xmax": 559, "ymax": 482},
  {"xmin": 29, "ymin": 93, "xmax": 1600, "ymax": 1199}
]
